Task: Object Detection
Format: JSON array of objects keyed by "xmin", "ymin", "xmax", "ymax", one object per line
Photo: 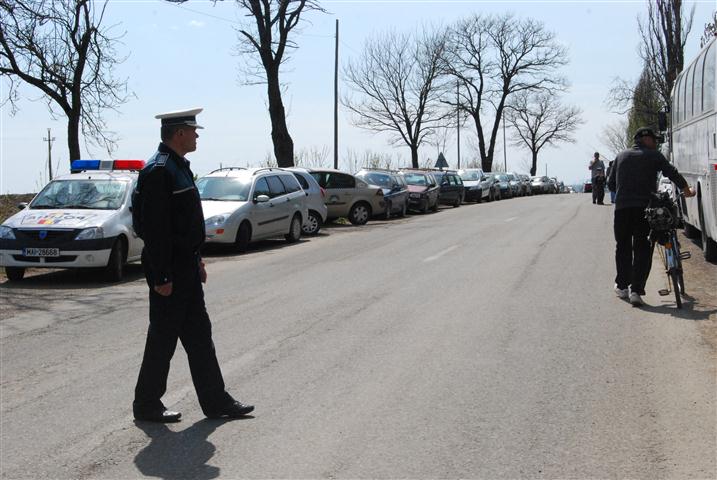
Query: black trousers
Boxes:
[
  {"xmin": 592, "ymin": 177, "xmax": 605, "ymax": 204},
  {"xmin": 134, "ymin": 253, "xmax": 232, "ymax": 415},
  {"xmin": 614, "ymin": 207, "xmax": 653, "ymax": 295}
]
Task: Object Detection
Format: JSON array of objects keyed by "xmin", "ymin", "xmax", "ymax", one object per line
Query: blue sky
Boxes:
[{"xmin": 1, "ymin": 0, "xmax": 715, "ymax": 193}]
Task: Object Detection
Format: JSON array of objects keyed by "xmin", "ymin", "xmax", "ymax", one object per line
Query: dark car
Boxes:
[
  {"xmin": 491, "ymin": 173, "xmax": 512, "ymax": 199},
  {"xmin": 506, "ymin": 172, "xmax": 523, "ymax": 197},
  {"xmin": 481, "ymin": 173, "xmax": 502, "ymax": 201},
  {"xmin": 355, "ymin": 168, "xmax": 409, "ymax": 218},
  {"xmin": 399, "ymin": 169, "xmax": 440, "ymax": 213},
  {"xmin": 432, "ymin": 170, "xmax": 465, "ymax": 207},
  {"xmin": 517, "ymin": 174, "xmax": 533, "ymax": 196},
  {"xmin": 584, "ymin": 180, "xmax": 593, "ymax": 193}
]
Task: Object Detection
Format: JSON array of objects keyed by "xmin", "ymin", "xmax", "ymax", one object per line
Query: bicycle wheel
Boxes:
[
  {"xmin": 672, "ymin": 233, "xmax": 686, "ymax": 296},
  {"xmin": 670, "ymin": 270, "xmax": 683, "ymax": 308}
]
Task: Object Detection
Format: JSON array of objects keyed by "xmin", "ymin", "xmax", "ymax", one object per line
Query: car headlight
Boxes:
[
  {"xmin": 75, "ymin": 227, "xmax": 104, "ymax": 240},
  {"xmin": 205, "ymin": 215, "xmax": 228, "ymax": 228},
  {"xmin": 0, "ymin": 225, "xmax": 15, "ymax": 240}
]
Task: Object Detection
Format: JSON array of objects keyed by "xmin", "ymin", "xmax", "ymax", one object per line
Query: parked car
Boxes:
[
  {"xmin": 583, "ymin": 180, "xmax": 592, "ymax": 193},
  {"xmin": 458, "ymin": 168, "xmax": 494, "ymax": 202},
  {"xmin": 491, "ymin": 173, "xmax": 513, "ymax": 199},
  {"xmin": 355, "ymin": 168, "xmax": 409, "ymax": 218},
  {"xmin": 432, "ymin": 170, "xmax": 465, "ymax": 207},
  {"xmin": 0, "ymin": 159, "xmax": 146, "ymax": 282},
  {"xmin": 399, "ymin": 169, "xmax": 440, "ymax": 213},
  {"xmin": 549, "ymin": 177, "xmax": 560, "ymax": 194},
  {"xmin": 197, "ymin": 167, "xmax": 308, "ymax": 252},
  {"xmin": 531, "ymin": 176, "xmax": 551, "ymax": 194},
  {"xmin": 506, "ymin": 172, "xmax": 523, "ymax": 197},
  {"xmin": 481, "ymin": 173, "xmax": 502, "ymax": 201},
  {"xmin": 303, "ymin": 168, "xmax": 385, "ymax": 225},
  {"xmin": 286, "ymin": 168, "xmax": 328, "ymax": 235},
  {"xmin": 517, "ymin": 174, "xmax": 533, "ymax": 196}
]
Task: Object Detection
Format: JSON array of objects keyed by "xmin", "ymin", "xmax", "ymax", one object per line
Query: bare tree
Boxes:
[
  {"xmin": 506, "ymin": 91, "xmax": 582, "ymax": 176},
  {"xmin": 343, "ymin": 27, "xmax": 450, "ymax": 168},
  {"xmin": 600, "ymin": 119, "xmax": 632, "ymax": 159},
  {"xmin": 1, "ymin": 0, "xmax": 130, "ymax": 164},
  {"xmin": 700, "ymin": 11, "xmax": 716, "ymax": 48},
  {"xmin": 233, "ymin": 0, "xmax": 325, "ymax": 167},
  {"xmin": 637, "ymin": 0, "xmax": 694, "ymax": 112},
  {"xmin": 442, "ymin": 13, "xmax": 568, "ymax": 172}
]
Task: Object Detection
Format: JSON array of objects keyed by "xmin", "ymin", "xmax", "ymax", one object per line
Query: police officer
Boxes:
[
  {"xmin": 607, "ymin": 127, "xmax": 695, "ymax": 306},
  {"xmin": 132, "ymin": 108, "xmax": 253, "ymax": 422},
  {"xmin": 589, "ymin": 152, "xmax": 606, "ymax": 205}
]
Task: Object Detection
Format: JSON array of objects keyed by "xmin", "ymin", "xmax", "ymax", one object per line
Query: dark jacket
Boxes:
[
  {"xmin": 135, "ymin": 143, "xmax": 205, "ymax": 285},
  {"xmin": 607, "ymin": 144, "xmax": 688, "ymax": 211}
]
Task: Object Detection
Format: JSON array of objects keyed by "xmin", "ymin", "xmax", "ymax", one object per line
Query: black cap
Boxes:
[{"xmin": 633, "ymin": 127, "xmax": 656, "ymax": 140}]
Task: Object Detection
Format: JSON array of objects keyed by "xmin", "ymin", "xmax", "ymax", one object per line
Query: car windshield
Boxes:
[
  {"xmin": 196, "ymin": 176, "xmax": 252, "ymax": 201},
  {"xmin": 460, "ymin": 171, "xmax": 482, "ymax": 181},
  {"xmin": 403, "ymin": 173, "xmax": 429, "ymax": 186},
  {"xmin": 358, "ymin": 172, "xmax": 392, "ymax": 187},
  {"xmin": 30, "ymin": 179, "xmax": 128, "ymax": 210},
  {"xmin": 494, "ymin": 174, "xmax": 508, "ymax": 182}
]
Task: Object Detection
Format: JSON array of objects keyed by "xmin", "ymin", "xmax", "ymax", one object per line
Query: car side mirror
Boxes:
[
  {"xmin": 658, "ymin": 111, "xmax": 667, "ymax": 132},
  {"xmin": 17, "ymin": 202, "xmax": 28, "ymax": 210},
  {"xmin": 254, "ymin": 194, "xmax": 270, "ymax": 203}
]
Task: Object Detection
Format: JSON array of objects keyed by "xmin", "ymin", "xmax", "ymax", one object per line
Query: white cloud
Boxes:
[{"xmin": 188, "ymin": 20, "xmax": 205, "ymax": 28}]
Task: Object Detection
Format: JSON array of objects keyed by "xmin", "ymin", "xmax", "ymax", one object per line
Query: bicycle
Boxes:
[{"xmin": 645, "ymin": 190, "xmax": 691, "ymax": 308}]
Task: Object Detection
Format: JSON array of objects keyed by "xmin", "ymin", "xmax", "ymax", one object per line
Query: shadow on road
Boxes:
[
  {"xmin": 133, "ymin": 418, "xmax": 251, "ymax": 480},
  {"xmin": 641, "ymin": 298, "xmax": 717, "ymax": 321},
  {"xmin": 0, "ymin": 264, "xmax": 145, "ymax": 289}
]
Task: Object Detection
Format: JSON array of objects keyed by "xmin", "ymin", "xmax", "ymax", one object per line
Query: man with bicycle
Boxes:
[{"xmin": 607, "ymin": 127, "xmax": 695, "ymax": 306}]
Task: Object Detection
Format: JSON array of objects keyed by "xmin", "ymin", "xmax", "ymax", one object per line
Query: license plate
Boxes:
[{"xmin": 23, "ymin": 248, "xmax": 60, "ymax": 257}]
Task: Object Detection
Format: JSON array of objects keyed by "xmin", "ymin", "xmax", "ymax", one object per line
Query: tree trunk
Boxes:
[
  {"xmin": 266, "ymin": 71, "xmax": 294, "ymax": 168},
  {"xmin": 530, "ymin": 151, "xmax": 538, "ymax": 176},
  {"xmin": 410, "ymin": 145, "xmax": 419, "ymax": 168},
  {"xmin": 67, "ymin": 112, "xmax": 81, "ymax": 164}
]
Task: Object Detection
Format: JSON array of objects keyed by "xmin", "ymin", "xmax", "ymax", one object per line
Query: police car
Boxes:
[{"xmin": 0, "ymin": 160, "xmax": 145, "ymax": 282}]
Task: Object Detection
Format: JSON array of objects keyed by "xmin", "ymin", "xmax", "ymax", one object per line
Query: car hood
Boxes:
[
  {"xmin": 201, "ymin": 200, "xmax": 248, "ymax": 219},
  {"xmin": 462, "ymin": 180, "xmax": 480, "ymax": 187},
  {"xmin": 4, "ymin": 208, "xmax": 117, "ymax": 229},
  {"xmin": 407, "ymin": 185, "xmax": 430, "ymax": 193}
]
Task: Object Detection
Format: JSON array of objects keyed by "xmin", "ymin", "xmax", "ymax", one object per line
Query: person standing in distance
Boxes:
[
  {"xmin": 589, "ymin": 152, "xmax": 606, "ymax": 205},
  {"xmin": 132, "ymin": 108, "xmax": 254, "ymax": 422},
  {"xmin": 607, "ymin": 127, "xmax": 695, "ymax": 306}
]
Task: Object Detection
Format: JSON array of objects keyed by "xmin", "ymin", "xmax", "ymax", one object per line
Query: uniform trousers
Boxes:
[
  {"xmin": 134, "ymin": 253, "xmax": 231, "ymax": 415},
  {"xmin": 592, "ymin": 176, "xmax": 606, "ymax": 204},
  {"xmin": 614, "ymin": 207, "xmax": 653, "ymax": 295}
]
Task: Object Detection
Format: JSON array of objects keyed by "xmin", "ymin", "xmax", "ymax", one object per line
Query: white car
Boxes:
[
  {"xmin": 197, "ymin": 167, "xmax": 308, "ymax": 251},
  {"xmin": 286, "ymin": 168, "xmax": 328, "ymax": 235},
  {"xmin": 0, "ymin": 160, "xmax": 145, "ymax": 282}
]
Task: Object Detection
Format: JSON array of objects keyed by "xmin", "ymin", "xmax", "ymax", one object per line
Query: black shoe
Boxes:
[
  {"xmin": 597, "ymin": 202, "xmax": 604, "ymax": 205},
  {"xmin": 134, "ymin": 409, "xmax": 182, "ymax": 423},
  {"xmin": 205, "ymin": 401, "xmax": 254, "ymax": 419}
]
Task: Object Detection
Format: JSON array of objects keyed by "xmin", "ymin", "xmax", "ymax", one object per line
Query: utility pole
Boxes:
[
  {"xmin": 545, "ymin": 164, "xmax": 548, "ymax": 176},
  {"xmin": 502, "ymin": 110, "xmax": 507, "ymax": 172},
  {"xmin": 43, "ymin": 128, "xmax": 55, "ymax": 181},
  {"xmin": 456, "ymin": 81, "xmax": 461, "ymax": 169},
  {"xmin": 333, "ymin": 19, "xmax": 339, "ymax": 170}
]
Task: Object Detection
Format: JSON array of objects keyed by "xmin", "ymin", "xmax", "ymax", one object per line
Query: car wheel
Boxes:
[
  {"xmin": 453, "ymin": 194, "xmax": 462, "ymax": 208},
  {"xmin": 105, "ymin": 237, "xmax": 126, "ymax": 282},
  {"xmin": 302, "ymin": 210, "xmax": 322, "ymax": 236},
  {"xmin": 348, "ymin": 202, "xmax": 371, "ymax": 225},
  {"xmin": 5, "ymin": 267, "xmax": 25, "ymax": 282},
  {"xmin": 285, "ymin": 214, "xmax": 302, "ymax": 243},
  {"xmin": 235, "ymin": 221, "xmax": 251, "ymax": 253},
  {"xmin": 384, "ymin": 200, "xmax": 392, "ymax": 220},
  {"xmin": 431, "ymin": 197, "xmax": 439, "ymax": 212}
]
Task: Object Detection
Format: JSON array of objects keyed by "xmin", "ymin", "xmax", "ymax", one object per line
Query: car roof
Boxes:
[{"xmin": 202, "ymin": 167, "xmax": 293, "ymax": 178}]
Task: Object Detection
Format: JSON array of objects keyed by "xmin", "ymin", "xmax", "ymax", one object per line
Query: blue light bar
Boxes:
[{"xmin": 71, "ymin": 160, "xmax": 101, "ymax": 171}]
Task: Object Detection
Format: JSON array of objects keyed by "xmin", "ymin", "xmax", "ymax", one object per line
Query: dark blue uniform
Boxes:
[{"xmin": 133, "ymin": 142, "xmax": 233, "ymax": 417}]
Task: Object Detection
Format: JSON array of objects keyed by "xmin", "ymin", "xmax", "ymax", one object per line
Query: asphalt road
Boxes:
[{"xmin": 1, "ymin": 194, "xmax": 715, "ymax": 479}]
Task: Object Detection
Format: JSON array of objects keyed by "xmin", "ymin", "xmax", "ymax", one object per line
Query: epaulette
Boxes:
[{"xmin": 155, "ymin": 153, "xmax": 169, "ymax": 167}]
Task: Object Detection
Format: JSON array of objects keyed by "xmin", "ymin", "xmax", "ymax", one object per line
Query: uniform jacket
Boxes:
[
  {"xmin": 607, "ymin": 143, "xmax": 688, "ymax": 211},
  {"xmin": 135, "ymin": 143, "xmax": 205, "ymax": 285}
]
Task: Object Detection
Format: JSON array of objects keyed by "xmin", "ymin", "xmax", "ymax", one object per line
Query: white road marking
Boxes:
[
  {"xmin": 423, "ymin": 245, "xmax": 459, "ymax": 262},
  {"xmin": 504, "ymin": 216, "xmax": 518, "ymax": 223}
]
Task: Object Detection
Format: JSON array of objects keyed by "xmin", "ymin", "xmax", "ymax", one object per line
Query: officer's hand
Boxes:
[
  {"xmin": 154, "ymin": 282, "xmax": 173, "ymax": 296},
  {"xmin": 199, "ymin": 261, "xmax": 207, "ymax": 283},
  {"xmin": 683, "ymin": 186, "xmax": 696, "ymax": 198}
]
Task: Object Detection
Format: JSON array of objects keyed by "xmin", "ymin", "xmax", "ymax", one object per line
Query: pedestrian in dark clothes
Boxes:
[
  {"xmin": 607, "ymin": 127, "xmax": 695, "ymax": 306},
  {"xmin": 132, "ymin": 108, "xmax": 254, "ymax": 422}
]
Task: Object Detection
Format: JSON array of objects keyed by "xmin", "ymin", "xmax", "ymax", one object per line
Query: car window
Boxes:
[
  {"xmin": 292, "ymin": 172, "xmax": 310, "ymax": 190},
  {"xmin": 30, "ymin": 179, "xmax": 128, "ymax": 210},
  {"xmin": 253, "ymin": 177, "xmax": 271, "ymax": 198},
  {"xmin": 460, "ymin": 171, "xmax": 481, "ymax": 181},
  {"xmin": 326, "ymin": 173, "xmax": 356, "ymax": 189},
  {"xmin": 309, "ymin": 172, "xmax": 328, "ymax": 188},
  {"xmin": 196, "ymin": 177, "xmax": 252, "ymax": 201},
  {"xmin": 433, "ymin": 172, "xmax": 446, "ymax": 184},
  {"xmin": 279, "ymin": 174, "xmax": 302, "ymax": 193},
  {"xmin": 359, "ymin": 172, "xmax": 392, "ymax": 187},
  {"xmin": 266, "ymin": 175, "xmax": 287, "ymax": 197},
  {"xmin": 404, "ymin": 173, "xmax": 427, "ymax": 186},
  {"xmin": 449, "ymin": 175, "xmax": 458, "ymax": 186}
]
